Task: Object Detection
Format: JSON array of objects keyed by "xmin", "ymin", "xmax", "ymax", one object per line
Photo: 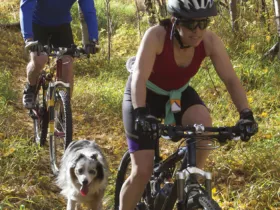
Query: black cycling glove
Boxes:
[
  {"xmin": 85, "ymin": 39, "xmax": 100, "ymax": 54},
  {"xmin": 25, "ymin": 40, "xmax": 44, "ymax": 53},
  {"xmin": 236, "ymin": 108, "xmax": 258, "ymax": 141},
  {"xmin": 134, "ymin": 107, "xmax": 160, "ymax": 140}
]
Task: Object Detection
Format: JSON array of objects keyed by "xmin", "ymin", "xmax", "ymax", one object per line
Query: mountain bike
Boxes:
[
  {"xmin": 114, "ymin": 123, "xmax": 243, "ymax": 210},
  {"xmin": 29, "ymin": 44, "xmax": 88, "ymax": 175}
]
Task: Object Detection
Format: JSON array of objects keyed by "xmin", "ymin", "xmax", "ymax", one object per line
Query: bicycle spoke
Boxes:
[
  {"xmin": 49, "ymin": 89, "xmax": 72, "ymax": 175},
  {"xmin": 32, "ymin": 81, "xmax": 48, "ymax": 147}
]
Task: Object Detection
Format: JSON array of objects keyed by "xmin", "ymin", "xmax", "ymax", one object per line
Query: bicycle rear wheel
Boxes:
[
  {"xmin": 114, "ymin": 150, "xmax": 152, "ymax": 210},
  {"xmin": 31, "ymin": 82, "xmax": 48, "ymax": 146},
  {"xmin": 49, "ymin": 89, "xmax": 72, "ymax": 175}
]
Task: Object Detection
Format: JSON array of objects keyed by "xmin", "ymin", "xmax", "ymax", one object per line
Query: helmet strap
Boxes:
[{"xmin": 170, "ymin": 18, "xmax": 190, "ymax": 49}]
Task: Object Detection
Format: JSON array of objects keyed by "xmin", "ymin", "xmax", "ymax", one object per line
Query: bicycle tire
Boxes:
[
  {"xmin": 186, "ymin": 194, "xmax": 221, "ymax": 210},
  {"xmin": 114, "ymin": 150, "xmax": 152, "ymax": 210},
  {"xmin": 49, "ymin": 89, "xmax": 72, "ymax": 175},
  {"xmin": 114, "ymin": 150, "xmax": 130, "ymax": 210},
  {"xmin": 32, "ymin": 83, "xmax": 48, "ymax": 146}
]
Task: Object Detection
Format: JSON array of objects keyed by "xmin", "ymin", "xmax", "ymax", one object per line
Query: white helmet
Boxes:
[{"xmin": 167, "ymin": 0, "xmax": 217, "ymax": 19}]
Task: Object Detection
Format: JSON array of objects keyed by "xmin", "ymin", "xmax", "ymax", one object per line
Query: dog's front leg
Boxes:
[
  {"xmin": 67, "ymin": 198, "xmax": 77, "ymax": 210},
  {"xmin": 87, "ymin": 190, "xmax": 105, "ymax": 210}
]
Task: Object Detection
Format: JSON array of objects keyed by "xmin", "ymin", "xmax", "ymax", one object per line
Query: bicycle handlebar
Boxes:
[
  {"xmin": 42, "ymin": 44, "xmax": 89, "ymax": 58},
  {"xmin": 158, "ymin": 124, "xmax": 241, "ymax": 143}
]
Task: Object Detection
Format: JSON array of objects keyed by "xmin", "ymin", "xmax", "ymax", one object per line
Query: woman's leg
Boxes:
[
  {"xmin": 119, "ymin": 150, "xmax": 154, "ymax": 210},
  {"xmin": 181, "ymin": 104, "xmax": 212, "ymax": 169}
]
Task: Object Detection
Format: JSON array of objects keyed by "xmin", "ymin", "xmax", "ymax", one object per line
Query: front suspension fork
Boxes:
[{"xmin": 176, "ymin": 168, "xmax": 212, "ymax": 210}]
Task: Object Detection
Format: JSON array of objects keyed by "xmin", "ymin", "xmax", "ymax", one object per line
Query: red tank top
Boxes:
[{"xmin": 148, "ymin": 25, "xmax": 206, "ymax": 91}]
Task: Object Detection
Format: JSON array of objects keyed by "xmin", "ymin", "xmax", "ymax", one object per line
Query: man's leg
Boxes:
[
  {"xmin": 61, "ymin": 55, "xmax": 74, "ymax": 95},
  {"xmin": 23, "ymin": 52, "xmax": 48, "ymax": 109},
  {"xmin": 51, "ymin": 23, "xmax": 75, "ymax": 96},
  {"xmin": 181, "ymin": 104, "xmax": 212, "ymax": 169},
  {"xmin": 119, "ymin": 150, "xmax": 154, "ymax": 210}
]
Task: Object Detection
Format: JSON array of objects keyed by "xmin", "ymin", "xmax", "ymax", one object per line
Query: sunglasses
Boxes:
[{"xmin": 178, "ymin": 18, "xmax": 210, "ymax": 31}]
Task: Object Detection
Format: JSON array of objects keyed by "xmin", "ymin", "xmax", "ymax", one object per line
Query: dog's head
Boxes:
[{"xmin": 70, "ymin": 153, "xmax": 104, "ymax": 196}]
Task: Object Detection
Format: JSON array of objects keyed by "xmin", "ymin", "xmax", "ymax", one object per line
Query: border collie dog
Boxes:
[{"xmin": 56, "ymin": 140, "xmax": 109, "ymax": 210}]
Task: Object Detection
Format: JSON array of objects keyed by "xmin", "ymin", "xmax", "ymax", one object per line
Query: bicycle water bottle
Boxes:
[{"xmin": 154, "ymin": 182, "xmax": 174, "ymax": 210}]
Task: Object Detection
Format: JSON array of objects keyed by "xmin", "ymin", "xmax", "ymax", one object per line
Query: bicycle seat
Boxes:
[{"xmin": 126, "ymin": 56, "xmax": 136, "ymax": 73}]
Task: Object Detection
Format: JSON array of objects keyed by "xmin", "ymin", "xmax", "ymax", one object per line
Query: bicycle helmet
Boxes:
[
  {"xmin": 167, "ymin": 0, "xmax": 217, "ymax": 49},
  {"xmin": 167, "ymin": 0, "xmax": 217, "ymax": 19}
]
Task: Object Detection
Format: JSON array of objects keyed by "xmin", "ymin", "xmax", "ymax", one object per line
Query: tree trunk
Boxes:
[
  {"xmin": 260, "ymin": 0, "xmax": 267, "ymax": 27},
  {"xmin": 156, "ymin": 0, "xmax": 167, "ymax": 17},
  {"xmin": 78, "ymin": 5, "xmax": 89, "ymax": 45},
  {"xmin": 144, "ymin": 0, "xmax": 156, "ymax": 26},
  {"xmin": 229, "ymin": 0, "xmax": 239, "ymax": 33},
  {"xmin": 135, "ymin": 0, "xmax": 142, "ymax": 38},
  {"xmin": 105, "ymin": 0, "xmax": 112, "ymax": 61},
  {"xmin": 274, "ymin": 0, "xmax": 280, "ymax": 59},
  {"xmin": 263, "ymin": 0, "xmax": 280, "ymax": 59}
]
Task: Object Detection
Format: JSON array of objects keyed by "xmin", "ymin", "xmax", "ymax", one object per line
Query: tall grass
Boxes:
[{"xmin": 0, "ymin": 70, "xmax": 17, "ymax": 135}]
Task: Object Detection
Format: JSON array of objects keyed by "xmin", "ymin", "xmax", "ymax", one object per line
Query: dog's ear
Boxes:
[
  {"xmin": 90, "ymin": 153, "xmax": 97, "ymax": 160},
  {"xmin": 95, "ymin": 162, "xmax": 104, "ymax": 180},
  {"xmin": 71, "ymin": 153, "xmax": 85, "ymax": 168}
]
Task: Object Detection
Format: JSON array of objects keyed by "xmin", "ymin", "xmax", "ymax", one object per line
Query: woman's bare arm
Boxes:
[
  {"xmin": 131, "ymin": 26, "xmax": 163, "ymax": 109},
  {"xmin": 206, "ymin": 31, "xmax": 249, "ymax": 112}
]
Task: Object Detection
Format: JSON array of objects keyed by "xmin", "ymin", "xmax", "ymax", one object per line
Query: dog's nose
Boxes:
[{"xmin": 82, "ymin": 180, "xmax": 88, "ymax": 185}]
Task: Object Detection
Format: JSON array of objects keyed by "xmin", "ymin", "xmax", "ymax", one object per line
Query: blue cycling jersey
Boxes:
[{"xmin": 20, "ymin": 0, "xmax": 98, "ymax": 41}]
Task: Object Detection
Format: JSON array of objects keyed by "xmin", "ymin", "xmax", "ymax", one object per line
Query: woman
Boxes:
[{"xmin": 120, "ymin": 0, "xmax": 258, "ymax": 209}]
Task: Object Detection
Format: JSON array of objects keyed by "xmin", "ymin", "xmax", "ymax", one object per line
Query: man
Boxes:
[
  {"xmin": 120, "ymin": 0, "xmax": 258, "ymax": 209},
  {"xmin": 20, "ymin": 0, "xmax": 98, "ymax": 109}
]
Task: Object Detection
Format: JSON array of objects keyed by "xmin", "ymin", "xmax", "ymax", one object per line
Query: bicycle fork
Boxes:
[
  {"xmin": 47, "ymin": 81, "xmax": 70, "ymax": 168},
  {"xmin": 176, "ymin": 168, "xmax": 212, "ymax": 210}
]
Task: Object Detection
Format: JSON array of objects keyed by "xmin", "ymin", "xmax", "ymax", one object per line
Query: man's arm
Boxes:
[
  {"xmin": 78, "ymin": 0, "xmax": 98, "ymax": 41},
  {"xmin": 207, "ymin": 31, "xmax": 249, "ymax": 112},
  {"xmin": 20, "ymin": 0, "xmax": 36, "ymax": 40}
]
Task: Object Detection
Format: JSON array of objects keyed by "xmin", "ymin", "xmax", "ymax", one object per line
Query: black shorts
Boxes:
[
  {"xmin": 33, "ymin": 23, "xmax": 74, "ymax": 48},
  {"xmin": 122, "ymin": 75, "xmax": 206, "ymax": 153}
]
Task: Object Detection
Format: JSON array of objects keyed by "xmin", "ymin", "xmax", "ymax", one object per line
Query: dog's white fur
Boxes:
[{"xmin": 56, "ymin": 140, "xmax": 109, "ymax": 210}]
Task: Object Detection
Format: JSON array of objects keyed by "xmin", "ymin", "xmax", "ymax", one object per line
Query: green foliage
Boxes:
[
  {"xmin": 111, "ymin": 23, "xmax": 140, "ymax": 57},
  {"xmin": 95, "ymin": 0, "xmax": 136, "ymax": 32},
  {"xmin": 0, "ymin": 70, "xmax": 16, "ymax": 103},
  {"xmin": 0, "ymin": 137, "xmax": 64, "ymax": 209},
  {"xmin": 70, "ymin": 0, "xmax": 138, "ymax": 43},
  {"xmin": 213, "ymin": 0, "xmax": 277, "ymax": 55},
  {"xmin": 0, "ymin": 1, "xmax": 19, "ymax": 24},
  {"xmin": 1, "ymin": 0, "xmax": 280, "ymax": 209},
  {"xmin": 0, "ymin": 70, "xmax": 17, "ymax": 134},
  {"xmin": 73, "ymin": 56, "xmax": 128, "ymax": 118},
  {"xmin": 210, "ymin": 137, "xmax": 280, "ymax": 209}
]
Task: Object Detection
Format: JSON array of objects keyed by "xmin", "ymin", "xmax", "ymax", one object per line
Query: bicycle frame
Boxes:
[
  {"xmin": 47, "ymin": 58, "xmax": 71, "ymax": 171},
  {"xmin": 29, "ymin": 73, "xmax": 47, "ymax": 120},
  {"xmin": 151, "ymin": 136, "xmax": 213, "ymax": 210},
  {"xmin": 29, "ymin": 45, "xmax": 88, "ymax": 175}
]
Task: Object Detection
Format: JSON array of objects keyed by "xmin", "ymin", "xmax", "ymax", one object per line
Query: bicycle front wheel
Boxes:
[
  {"xmin": 114, "ymin": 150, "xmax": 131, "ymax": 210},
  {"xmin": 49, "ymin": 89, "xmax": 72, "ymax": 175},
  {"xmin": 186, "ymin": 194, "xmax": 221, "ymax": 210},
  {"xmin": 114, "ymin": 150, "xmax": 152, "ymax": 210}
]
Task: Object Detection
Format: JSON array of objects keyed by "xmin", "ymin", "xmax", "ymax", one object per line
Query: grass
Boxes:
[{"xmin": 0, "ymin": 0, "xmax": 280, "ymax": 209}]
